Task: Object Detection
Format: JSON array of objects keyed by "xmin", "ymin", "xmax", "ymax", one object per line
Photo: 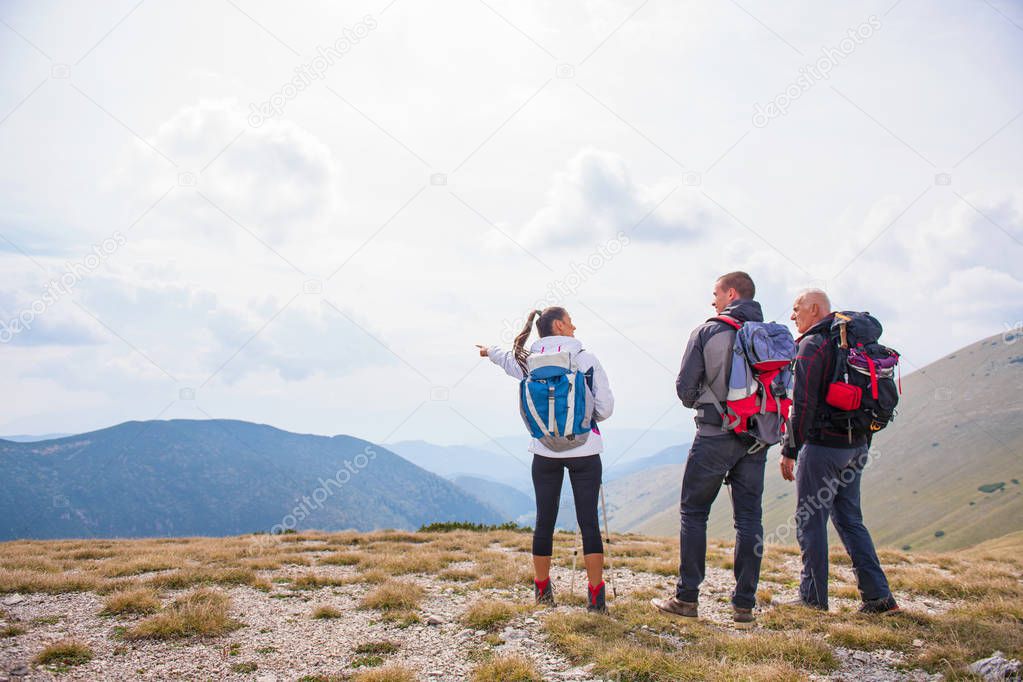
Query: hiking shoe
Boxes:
[
  {"xmin": 587, "ymin": 581, "xmax": 608, "ymax": 615},
  {"xmin": 733, "ymin": 606, "xmax": 756, "ymax": 624},
  {"xmin": 650, "ymin": 595, "xmax": 698, "ymax": 618},
  {"xmin": 859, "ymin": 595, "xmax": 900, "ymax": 615},
  {"xmin": 534, "ymin": 577, "xmax": 555, "ymax": 606}
]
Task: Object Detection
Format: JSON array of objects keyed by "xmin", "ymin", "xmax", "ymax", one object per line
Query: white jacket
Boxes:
[{"xmin": 487, "ymin": 335, "xmax": 614, "ymax": 458}]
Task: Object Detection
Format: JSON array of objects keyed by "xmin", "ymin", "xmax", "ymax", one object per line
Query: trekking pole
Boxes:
[{"xmin": 599, "ymin": 484, "xmax": 618, "ymax": 599}]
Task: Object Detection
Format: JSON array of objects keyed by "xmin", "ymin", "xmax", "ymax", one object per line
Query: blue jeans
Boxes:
[
  {"xmin": 795, "ymin": 442, "xmax": 892, "ymax": 609},
  {"xmin": 676, "ymin": 434, "xmax": 766, "ymax": 609}
]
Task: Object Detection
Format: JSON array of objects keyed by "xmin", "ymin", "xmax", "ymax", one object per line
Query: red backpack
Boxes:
[{"xmin": 710, "ymin": 316, "xmax": 798, "ymax": 452}]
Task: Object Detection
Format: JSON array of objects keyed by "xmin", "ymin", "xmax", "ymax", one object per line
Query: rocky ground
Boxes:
[{"xmin": 1, "ymin": 532, "xmax": 1019, "ymax": 681}]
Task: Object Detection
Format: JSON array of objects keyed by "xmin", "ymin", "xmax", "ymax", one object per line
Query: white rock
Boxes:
[
  {"xmin": 968, "ymin": 651, "xmax": 1022, "ymax": 680},
  {"xmin": 3, "ymin": 594, "xmax": 25, "ymax": 605},
  {"xmin": 851, "ymin": 651, "xmax": 871, "ymax": 663},
  {"xmin": 426, "ymin": 615, "xmax": 443, "ymax": 625},
  {"xmin": 912, "ymin": 638, "xmax": 924, "ymax": 648},
  {"xmin": 501, "ymin": 627, "xmax": 528, "ymax": 641}
]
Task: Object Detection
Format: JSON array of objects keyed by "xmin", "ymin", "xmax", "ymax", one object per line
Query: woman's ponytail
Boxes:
[{"xmin": 513, "ymin": 309, "xmax": 543, "ymax": 374}]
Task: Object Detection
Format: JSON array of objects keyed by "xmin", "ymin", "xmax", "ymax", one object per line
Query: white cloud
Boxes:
[
  {"xmin": 805, "ymin": 191, "xmax": 1023, "ymax": 361},
  {"xmin": 519, "ymin": 148, "xmax": 706, "ymax": 247},
  {"xmin": 1, "ymin": 2, "xmax": 1021, "ymax": 443},
  {"xmin": 125, "ymin": 100, "xmax": 341, "ymax": 246}
]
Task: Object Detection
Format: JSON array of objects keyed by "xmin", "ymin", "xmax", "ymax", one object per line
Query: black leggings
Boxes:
[{"xmin": 531, "ymin": 453, "xmax": 604, "ymax": 556}]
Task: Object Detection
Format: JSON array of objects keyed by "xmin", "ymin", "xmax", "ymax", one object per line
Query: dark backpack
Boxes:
[{"xmin": 818, "ymin": 311, "xmax": 901, "ymax": 439}]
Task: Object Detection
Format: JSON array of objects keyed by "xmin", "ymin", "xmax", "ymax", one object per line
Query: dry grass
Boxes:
[
  {"xmin": 706, "ymin": 631, "xmax": 836, "ymax": 671},
  {"xmin": 0, "ymin": 556, "xmax": 63, "ymax": 572},
  {"xmin": 311, "ymin": 605, "xmax": 344, "ymax": 619},
  {"xmin": 2, "ymin": 528, "xmax": 1022, "ymax": 679},
  {"xmin": 827, "ymin": 622, "xmax": 914, "ymax": 650},
  {"xmin": 830, "ymin": 584, "xmax": 861, "ymax": 600},
  {"xmin": 291, "ymin": 573, "xmax": 351, "ymax": 590},
  {"xmin": 366, "ymin": 531, "xmax": 432, "ymax": 544},
  {"xmin": 125, "ymin": 588, "xmax": 240, "ymax": 640},
  {"xmin": 759, "ymin": 595, "xmax": 1023, "ymax": 674},
  {"xmin": 33, "ymin": 639, "xmax": 93, "ymax": 667},
  {"xmin": 356, "ymin": 547, "xmax": 462, "ymax": 575},
  {"xmin": 470, "ymin": 654, "xmax": 542, "ymax": 681},
  {"xmin": 438, "ymin": 567, "xmax": 479, "ymax": 582},
  {"xmin": 542, "ymin": 595, "xmax": 836, "ymax": 681},
  {"xmin": 473, "ymin": 551, "xmax": 534, "ymax": 588},
  {"xmin": 0, "ymin": 569, "xmax": 99, "ymax": 594},
  {"xmin": 146, "ymin": 567, "xmax": 270, "ymax": 591},
  {"xmin": 101, "ymin": 587, "xmax": 162, "ymax": 616},
  {"xmin": 378, "ymin": 610, "xmax": 421, "ymax": 627},
  {"xmin": 887, "ymin": 563, "xmax": 1021, "ymax": 599},
  {"xmin": 614, "ymin": 556, "xmax": 678, "ymax": 576},
  {"xmin": 349, "ymin": 663, "xmax": 417, "ymax": 681},
  {"xmin": 461, "ymin": 600, "xmax": 526, "ymax": 631},
  {"xmin": 98, "ymin": 555, "xmax": 181, "ymax": 577},
  {"xmin": 61, "ymin": 547, "xmax": 119, "ymax": 561},
  {"xmin": 353, "ymin": 569, "xmax": 391, "ymax": 585},
  {"xmin": 1, "ymin": 624, "xmax": 26, "ymax": 637},
  {"xmin": 359, "ymin": 580, "xmax": 424, "ymax": 612},
  {"xmin": 319, "ymin": 551, "xmax": 364, "ymax": 566},
  {"xmin": 354, "ymin": 640, "xmax": 399, "ymax": 655}
]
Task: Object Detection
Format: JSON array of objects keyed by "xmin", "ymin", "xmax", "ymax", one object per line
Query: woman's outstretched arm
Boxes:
[{"xmin": 476, "ymin": 344, "xmax": 525, "ymax": 380}]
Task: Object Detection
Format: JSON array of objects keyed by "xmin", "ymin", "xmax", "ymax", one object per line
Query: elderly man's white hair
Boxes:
[{"xmin": 795, "ymin": 288, "xmax": 832, "ymax": 312}]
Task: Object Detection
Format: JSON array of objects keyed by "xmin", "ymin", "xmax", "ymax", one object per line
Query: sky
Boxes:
[{"xmin": 1, "ymin": 0, "xmax": 1021, "ymax": 449}]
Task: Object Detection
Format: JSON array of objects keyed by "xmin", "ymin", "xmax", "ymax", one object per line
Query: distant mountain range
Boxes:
[
  {"xmin": 605, "ymin": 444, "xmax": 688, "ymax": 481},
  {"xmin": 605, "ymin": 332, "xmax": 1023, "ymax": 551},
  {"xmin": 472, "ymin": 429, "xmax": 691, "ymax": 471},
  {"xmin": 20, "ymin": 328, "xmax": 1018, "ymax": 551},
  {"xmin": 0, "ymin": 432, "xmax": 73, "ymax": 442},
  {"xmin": 451, "ymin": 475, "xmax": 535, "ymax": 524},
  {"xmin": 1, "ymin": 420, "xmax": 691, "ymax": 542},
  {"xmin": 385, "ymin": 443, "xmax": 692, "ymax": 534},
  {"xmin": 387, "ymin": 428, "xmax": 691, "ymax": 493},
  {"xmin": 0, "ymin": 420, "xmax": 505, "ymax": 541},
  {"xmin": 386, "ymin": 440, "xmax": 532, "ymax": 493},
  {"xmin": 18, "ymin": 327, "xmax": 1016, "ymax": 550}
]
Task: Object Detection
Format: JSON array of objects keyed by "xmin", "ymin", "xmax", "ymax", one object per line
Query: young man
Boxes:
[
  {"xmin": 651, "ymin": 271, "xmax": 766, "ymax": 625},
  {"xmin": 781, "ymin": 289, "xmax": 899, "ymax": 614}
]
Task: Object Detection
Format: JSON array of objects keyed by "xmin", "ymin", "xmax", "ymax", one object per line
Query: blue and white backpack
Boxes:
[{"xmin": 518, "ymin": 350, "xmax": 595, "ymax": 452}]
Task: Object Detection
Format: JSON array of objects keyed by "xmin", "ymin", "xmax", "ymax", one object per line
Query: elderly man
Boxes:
[{"xmin": 782, "ymin": 289, "xmax": 899, "ymax": 614}]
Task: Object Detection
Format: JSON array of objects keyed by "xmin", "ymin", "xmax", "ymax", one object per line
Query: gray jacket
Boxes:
[{"xmin": 676, "ymin": 299, "xmax": 765, "ymax": 437}]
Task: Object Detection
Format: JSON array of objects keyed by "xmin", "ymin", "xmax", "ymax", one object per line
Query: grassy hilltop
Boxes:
[{"xmin": 1, "ymin": 527, "xmax": 1020, "ymax": 681}]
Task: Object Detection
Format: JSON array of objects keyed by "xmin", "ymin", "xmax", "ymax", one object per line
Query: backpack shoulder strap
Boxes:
[{"xmin": 709, "ymin": 315, "xmax": 742, "ymax": 331}]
